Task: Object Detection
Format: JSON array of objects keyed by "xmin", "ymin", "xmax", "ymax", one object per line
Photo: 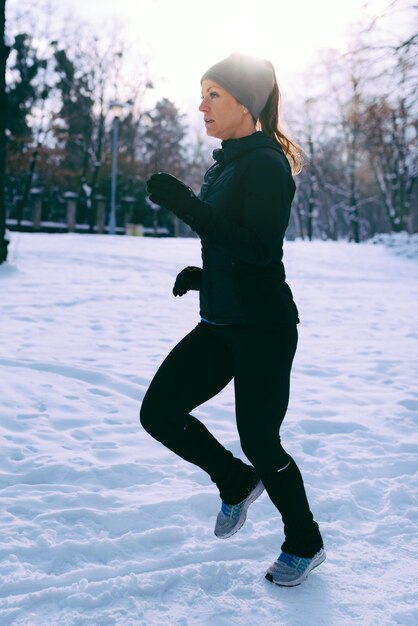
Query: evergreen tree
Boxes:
[
  {"xmin": 53, "ymin": 47, "xmax": 94, "ymax": 197},
  {"xmin": 143, "ymin": 97, "xmax": 186, "ymax": 176},
  {"xmin": 5, "ymin": 32, "xmax": 47, "ymax": 224},
  {"xmin": 142, "ymin": 97, "xmax": 187, "ymax": 233},
  {"xmin": 6, "ymin": 33, "xmax": 46, "ymax": 144}
]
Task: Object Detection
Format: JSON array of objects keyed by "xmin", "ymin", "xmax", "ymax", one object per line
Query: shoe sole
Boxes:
[
  {"xmin": 215, "ymin": 480, "xmax": 265, "ymax": 539},
  {"xmin": 265, "ymin": 549, "xmax": 326, "ymax": 587}
]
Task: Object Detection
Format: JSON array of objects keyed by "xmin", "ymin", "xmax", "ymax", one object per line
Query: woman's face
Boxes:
[{"xmin": 199, "ymin": 80, "xmax": 255, "ymax": 140}]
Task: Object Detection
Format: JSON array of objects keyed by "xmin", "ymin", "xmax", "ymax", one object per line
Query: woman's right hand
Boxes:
[{"xmin": 173, "ymin": 266, "xmax": 202, "ymax": 296}]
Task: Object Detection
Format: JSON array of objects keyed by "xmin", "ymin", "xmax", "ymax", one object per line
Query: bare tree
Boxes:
[
  {"xmin": 358, "ymin": 0, "xmax": 418, "ymax": 232},
  {"xmin": 363, "ymin": 97, "xmax": 417, "ymax": 232},
  {"xmin": 288, "ymin": 0, "xmax": 417, "ymax": 240}
]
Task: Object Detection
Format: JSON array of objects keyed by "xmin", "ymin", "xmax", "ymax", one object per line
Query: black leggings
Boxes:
[{"xmin": 140, "ymin": 321, "xmax": 323, "ymax": 557}]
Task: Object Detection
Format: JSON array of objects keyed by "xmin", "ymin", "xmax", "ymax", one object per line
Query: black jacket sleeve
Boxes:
[{"xmin": 183, "ymin": 154, "xmax": 295, "ymax": 267}]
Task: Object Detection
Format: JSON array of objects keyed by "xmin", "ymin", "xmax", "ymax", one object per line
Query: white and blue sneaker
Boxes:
[
  {"xmin": 214, "ymin": 478, "xmax": 264, "ymax": 539},
  {"xmin": 265, "ymin": 549, "xmax": 326, "ymax": 586}
]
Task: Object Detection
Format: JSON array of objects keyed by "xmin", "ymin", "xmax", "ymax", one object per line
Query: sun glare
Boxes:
[
  {"xmin": 120, "ymin": 0, "xmax": 389, "ymax": 109},
  {"xmin": 40, "ymin": 0, "xmax": 394, "ymax": 115}
]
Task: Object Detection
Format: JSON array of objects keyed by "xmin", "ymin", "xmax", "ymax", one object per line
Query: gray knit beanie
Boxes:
[{"xmin": 201, "ymin": 52, "xmax": 275, "ymax": 120}]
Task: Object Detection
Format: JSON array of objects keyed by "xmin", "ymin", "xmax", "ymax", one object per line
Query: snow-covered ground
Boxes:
[
  {"xmin": 370, "ymin": 232, "xmax": 418, "ymax": 261},
  {"xmin": 1, "ymin": 232, "xmax": 417, "ymax": 626}
]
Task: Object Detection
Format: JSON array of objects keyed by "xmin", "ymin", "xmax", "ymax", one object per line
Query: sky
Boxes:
[
  {"xmin": 7, "ymin": 0, "xmax": 395, "ymax": 119},
  {"xmin": 69, "ymin": 0, "xmax": 392, "ymax": 117},
  {"xmin": 8, "ymin": 0, "xmax": 411, "ymax": 143}
]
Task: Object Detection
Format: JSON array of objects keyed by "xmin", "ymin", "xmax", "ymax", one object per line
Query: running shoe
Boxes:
[
  {"xmin": 265, "ymin": 549, "xmax": 326, "ymax": 586},
  {"xmin": 214, "ymin": 478, "xmax": 264, "ymax": 539}
]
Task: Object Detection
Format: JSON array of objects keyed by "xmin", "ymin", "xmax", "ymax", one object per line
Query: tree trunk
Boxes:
[
  {"xmin": 15, "ymin": 145, "xmax": 39, "ymax": 226},
  {"xmin": 306, "ymin": 135, "xmax": 316, "ymax": 242},
  {"xmin": 0, "ymin": 0, "xmax": 10, "ymax": 263}
]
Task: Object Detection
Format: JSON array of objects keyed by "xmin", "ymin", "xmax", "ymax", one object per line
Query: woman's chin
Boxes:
[{"xmin": 204, "ymin": 124, "xmax": 217, "ymax": 137}]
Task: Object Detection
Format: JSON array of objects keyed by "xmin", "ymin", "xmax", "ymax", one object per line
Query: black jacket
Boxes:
[{"xmin": 187, "ymin": 131, "xmax": 299, "ymax": 325}]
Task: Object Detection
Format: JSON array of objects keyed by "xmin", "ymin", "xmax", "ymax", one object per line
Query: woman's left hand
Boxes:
[{"xmin": 172, "ymin": 266, "xmax": 202, "ymax": 296}]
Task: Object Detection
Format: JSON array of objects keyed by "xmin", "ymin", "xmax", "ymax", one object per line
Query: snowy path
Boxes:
[{"xmin": 0, "ymin": 233, "xmax": 417, "ymax": 626}]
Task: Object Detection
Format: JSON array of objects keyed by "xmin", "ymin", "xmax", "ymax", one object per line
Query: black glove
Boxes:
[
  {"xmin": 173, "ymin": 266, "xmax": 202, "ymax": 296},
  {"xmin": 146, "ymin": 172, "xmax": 204, "ymax": 222}
]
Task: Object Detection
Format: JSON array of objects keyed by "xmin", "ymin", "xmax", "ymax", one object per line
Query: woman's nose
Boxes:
[{"xmin": 199, "ymin": 99, "xmax": 208, "ymax": 112}]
